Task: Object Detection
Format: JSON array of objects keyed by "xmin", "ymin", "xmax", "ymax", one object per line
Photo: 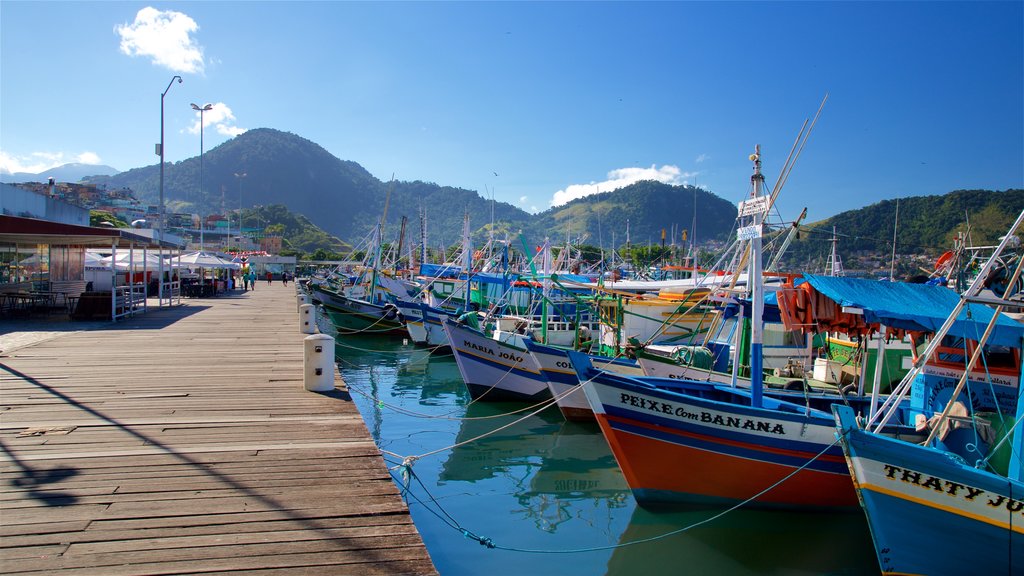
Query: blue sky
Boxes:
[{"xmin": 1, "ymin": 1, "xmax": 1021, "ymax": 222}]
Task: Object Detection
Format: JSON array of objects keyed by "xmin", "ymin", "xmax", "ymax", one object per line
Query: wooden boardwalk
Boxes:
[{"xmin": 0, "ymin": 284, "xmax": 438, "ymax": 575}]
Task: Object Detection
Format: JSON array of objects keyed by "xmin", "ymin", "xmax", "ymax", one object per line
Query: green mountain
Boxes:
[
  {"xmin": 86, "ymin": 128, "xmax": 736, "ymax": 251},
  {"xmin": 241, "ymin": 204, "xmax": 350, "ymax": 255},
  {"xmin": 85, "ymin": 128, "xmax": 1018, "ymax": 266},
  {"xmin": 86, "ymin": 128, "xmax": 534, "ymax": 247},
  {"xmin": 530, "ymin": 180, "xmax": 736, "ymax": 247},
  {"xmin": 779, "ymin": 189, "xmax": 1024, "ymax": 273}
]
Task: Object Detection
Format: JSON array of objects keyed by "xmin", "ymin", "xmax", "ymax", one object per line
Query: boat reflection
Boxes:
[
  {"xmin": 393, "ymin": 353, "xmax": 468, "ymax": 405},
  {"xmin": 605, "ymin": 506, "xmax": 879, "ymax": 575},
  {"xmin": 440, "ymin": 403, "xmax": 630, "ymax": 533}
]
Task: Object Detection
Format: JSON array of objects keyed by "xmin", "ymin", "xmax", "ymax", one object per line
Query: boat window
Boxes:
[
  {"xmin": 763, "ymin": 324, "xmax": 806, "ymax": 347},
  {"xmin": 982, "ymin": 346, "xmax": 1018, "ymax": 370}
]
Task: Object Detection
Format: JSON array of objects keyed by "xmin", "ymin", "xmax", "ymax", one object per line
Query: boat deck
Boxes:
[{"xmin": 0, "ymin": 284, "xmax": 437, "ymax": 575}]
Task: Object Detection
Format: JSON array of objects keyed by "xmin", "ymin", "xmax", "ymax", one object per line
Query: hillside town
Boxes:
[{"xmin": 6, "ymin": 179, "xmax": 282, "ymax": 255}]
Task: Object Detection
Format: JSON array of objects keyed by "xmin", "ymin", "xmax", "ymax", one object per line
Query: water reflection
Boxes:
[
  {"xmin": 441, "ymin": 403, "xmax": 630, "ymax": 534},
  {"xmin": 606, "ymin": 506, "xmax": 879, "ymax": 576},
  {"xmin": 322, "ymin": 308, "xmax": 878, "ymax": 576}
]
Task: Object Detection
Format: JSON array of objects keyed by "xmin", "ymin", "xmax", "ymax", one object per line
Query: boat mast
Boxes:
[
  {"xmin": 461, "ymin": 212, "xmax": 472, "ymax": 310},
  {"xmin": 395, "ymin": 215, "xmax": 408, "ymax": 275},
  {"xmin": 369, "ymin": 176, "xmax": 394, "ymax": 304},
  {"xmin": 420, "ymin": 204, "xmax": 427, "ymax": 269},
  {"xmin": 748, "ymin": 145, "xmax": 766, "ymax": 408},
  {"xmin": 889, "ymin": 198, "xmax": 900, "ymax": 280},
  {"xmin": 827, "ymin": 226, "xmax": 844, "ymax": 277}
]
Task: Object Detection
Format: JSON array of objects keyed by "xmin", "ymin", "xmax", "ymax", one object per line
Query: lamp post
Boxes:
[
  {"xmin": 190, "ymin": 102, "xmax": 213, "ymax": 251},
  {"xmin": 234, "ymin": 172, "xmax": 246, "ymax": 246},
  {"xmin": 158, "ymin": 75, "xmax": 182, "ymax": 302}
]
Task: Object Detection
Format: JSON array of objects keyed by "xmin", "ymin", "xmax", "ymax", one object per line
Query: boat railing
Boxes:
[{"xmin": 868, "ymin": 209, "xmax": 1024, "ymax": 434}]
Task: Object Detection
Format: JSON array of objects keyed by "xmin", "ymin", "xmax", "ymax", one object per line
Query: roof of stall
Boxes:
[{"xmin": 0, "ymin": 215, "xmax": 179, "ymax": 249}]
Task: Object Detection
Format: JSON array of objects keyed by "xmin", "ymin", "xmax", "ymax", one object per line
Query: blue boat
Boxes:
[{"xmin": 833, "ymin": 209, "xmax": 1024, "ymax": 575}]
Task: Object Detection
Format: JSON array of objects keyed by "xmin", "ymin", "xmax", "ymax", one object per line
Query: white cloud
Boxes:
[
  {"xmin": 696, "ymin": 153, "xmax": 709, "ymax": 163},
  {"xmin": 518, "ymin": 195, "xmax": 529, "ymax": 204},
  {"xmin": 0, "ymin": 150, "xmax": 104, "ymax": 174},
  {"xmin": 186, "ymin": 103, "xmax": 246, "ymax": 138},
  {"xmin": 77, "ymin": 152, "xmax": 102, "ymax": 165},
  {"xmin": 116, "ymin": 7, "xmax": 204, "ymax": 74},
  {"xmin": 550, "ymin": 165, "xmax": 695, "ymax": 207}
]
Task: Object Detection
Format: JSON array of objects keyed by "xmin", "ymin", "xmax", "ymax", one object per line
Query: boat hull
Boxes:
[
  {"xmin": 834, "ymin": 405, "xmax": 1024, "ymax": 575},
  {"xmin": 581, "ymin": 370, "xmax": 860, "ymax": 510},
  {"xmin": 443, "ymin": 319, "xmax": 551, "ymax": 402},
  {"xmin": 525, "ymin": 339, "xmax": 643, "ymax": 421},
  {"xmin": 321, "ymin": 297, "xmax": 406, "ymax": 336}
]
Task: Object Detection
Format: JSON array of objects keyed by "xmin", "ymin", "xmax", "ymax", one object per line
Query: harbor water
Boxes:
[{"xmin": 323, "ymin": 315, "xmax": 881, "ymax": 575}]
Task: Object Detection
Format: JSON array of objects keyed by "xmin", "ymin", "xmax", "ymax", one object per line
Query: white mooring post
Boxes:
[
  {"xmin": 299, "ymin": 303, "xmax": 316, "ymax": 334},
  {"xmin": 303, "ymin": 333, "xmax": 335, "ymax": 392},
  {"xmin": 297, "ymin": 292, "xmax": 310, "ymax": 312}
]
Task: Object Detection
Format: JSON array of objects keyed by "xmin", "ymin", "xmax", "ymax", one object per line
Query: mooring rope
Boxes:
[{"xmin": 384, "ymin": 437, "xmax": 843, "ymax": 554}]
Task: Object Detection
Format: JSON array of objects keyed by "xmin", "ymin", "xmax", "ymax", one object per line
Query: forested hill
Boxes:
[
  {"xmin": 85, "ymin": 128, "xmax": 738, "ymax": 247},
  {"xmin": 530, "ymin": 180, "xmax": 737, "ymax": 246},
  {"xmin": 84, "ymin": 129, "xmax": 1018, "ymax": 260},
  {"xmin": 778, "ymin": 188, "xmax": 1024, "ymax": 270}
]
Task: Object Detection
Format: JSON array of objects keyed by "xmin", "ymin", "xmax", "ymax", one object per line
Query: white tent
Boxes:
[
  {"xmin": 103, "ymin": 252, "xmax": 175, "ymax": 271},
  {"xmin": 178, "ymin": 251, "xmax": 241, "ymax": 270},
  {"xmin": 85, "ymin": 251, "xmax": 115, "ymax": 270}
]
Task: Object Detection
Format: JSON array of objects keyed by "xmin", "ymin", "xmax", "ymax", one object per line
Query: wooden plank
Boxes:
[
  {"xmin": 0, "ymin": 285, "xmax": 437, "ymax": 574},
  {"xmin": 0, "ymin": 514, "xmax": 415, "ymax": 548}
]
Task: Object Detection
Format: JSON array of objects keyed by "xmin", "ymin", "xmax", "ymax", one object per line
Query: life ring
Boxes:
[{"xmin": 934, "ymin": 251, "xmax": 954, "ymax": 271}]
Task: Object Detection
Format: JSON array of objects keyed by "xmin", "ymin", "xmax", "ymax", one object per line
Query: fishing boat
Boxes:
[
  {"xmin": 442, "ymin": 315, "xmax": 552, "ymax": 402},
  {"xmin": 319, "ymin": 219, "xmax": 415, "ymax": 337},
  {"xmin": 575, "ymin": 142, "xmax": 1000, "ymax": 510},
  {"xmin": 833, "ymin": 209, "xmax": 1024, "ymax": 575},
  {"xmin": 443, "ymin": 237, "xmax": 600, "ymax": 402},
  {"xmin": 591, "ymin": 287, "xmax": 719, "ymax": 358},
  {"xmin": 632, "ymin": 305, "xmax": 820, "ymax": 389},
  {"xmin": 523, "ymin": 338, "xmax": 643, "ymax": 421}
]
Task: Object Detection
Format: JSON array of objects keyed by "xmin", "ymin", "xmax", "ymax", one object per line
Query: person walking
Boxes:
[
  {"xmin": 282, "ymin": 271, "xmax": 289, "ymax": 286},
  {"xmin": 266, "ymin": 271, "xmax": 273, "ymax": 285}
]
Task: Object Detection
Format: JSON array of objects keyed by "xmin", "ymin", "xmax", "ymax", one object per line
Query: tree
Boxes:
[{"xmin": 90, "ymin": 210, "xmax": 128, "ymax": 228}]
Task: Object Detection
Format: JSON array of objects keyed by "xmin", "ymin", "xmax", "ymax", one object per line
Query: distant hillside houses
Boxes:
[
  {"xmin": 6, "ymin": 181, "xmax": 281, "ymax": 254},
  {"xmin": 11, "ymin": 181, "xmax": 151, "ymax": 225}
]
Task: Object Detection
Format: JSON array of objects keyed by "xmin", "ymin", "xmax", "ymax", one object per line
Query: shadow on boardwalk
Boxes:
[{"xmin": 0, "ymin": 286, "xmax": 437, "ymax": 575}]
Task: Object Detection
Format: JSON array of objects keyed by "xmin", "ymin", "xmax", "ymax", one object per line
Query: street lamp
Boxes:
[
  {"xmin": 234, "ymin": 172, "xmax": 246, "ymax": 244},
  {"xmin": 191, "ymin": 102, "xmax": 213, "ymax": 251},
  {"xmin": 158, "ymin": 75, "xmax": 182, "ymax": 302}
]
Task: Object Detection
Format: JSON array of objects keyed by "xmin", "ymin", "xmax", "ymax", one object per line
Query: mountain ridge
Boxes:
[
  {"xmin": 1, "ymin": 162, "xmax": 120, "ymax": 183},
  {"xmin": 12, "ymin": 129, "xmax": 1020, "ymax": 265}
]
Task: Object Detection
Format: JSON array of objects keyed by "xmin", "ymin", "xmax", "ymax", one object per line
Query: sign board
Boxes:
[
  {"xmin": 737, "ymin": 224, "xmax": 762, "ymax": 241},
  {"xmin": 738, "ymin": 196, "xmax": 769, "ymax": 217}
]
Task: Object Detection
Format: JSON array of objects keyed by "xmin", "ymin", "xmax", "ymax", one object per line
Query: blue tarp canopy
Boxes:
[
  {"xmin": 419, "ymin": 263, "xmax": 462, "ymax": 278},
  {"xmin": 802, "ymin": 274, "xmax": 1024, "ymax": 347},
  {"xmin": 471, "ymin": 271, "xmax": 517, "ymax": 285},
  {"xmin": 722, "ymin": 297, "xmax": 783, "ymax": 324}
]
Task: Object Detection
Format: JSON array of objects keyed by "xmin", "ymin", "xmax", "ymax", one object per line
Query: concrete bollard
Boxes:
[
  {"xmin": 303, "ymin": 333, "xmax": 335, "ymax": 392},
  {"xmin": 299, "ymin": 303, "xmax": 316, "ymax": 334},
  {"xmin": 297, "ymin": 293, "xmax": 311, "ymax": 312}
]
